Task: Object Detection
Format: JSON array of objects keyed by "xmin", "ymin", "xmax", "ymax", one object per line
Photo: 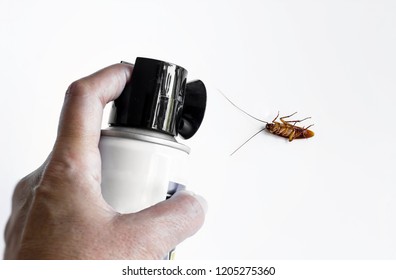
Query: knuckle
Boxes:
[
  {"xmin": 65, "ymin": 78, "xmax": 105, "ymax": 107},
  {"xmin": 12, "ymin": 171, "xmax": 40, "ymax": 206},
  {"xmin": 32, "ymin": 184, "xmax": 60, "ymax": 212},
  {"xmin": 41, "ymin": 157, "xmax": 79, "ymax": 188},
  {"xmin": 38, "ymin": 153, "xmax": 102, "ymax": 205},
  {"xmin": 12, "ymin": 178, "xmax": 30, "ymax": 203},
  {"xmin": 66, "ymin": 78, "xmax": 93, "ymax": 98}
]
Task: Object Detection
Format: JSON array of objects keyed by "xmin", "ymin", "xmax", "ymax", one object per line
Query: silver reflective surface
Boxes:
[{"xmin": 150, "ymin": 62, "xmax": 187, "ymax": 135}]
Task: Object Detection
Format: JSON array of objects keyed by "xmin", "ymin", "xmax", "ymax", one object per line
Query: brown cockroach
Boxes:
[{"xmin": 219, "ymin": 90, "xmax": 314, "ymax": 155}]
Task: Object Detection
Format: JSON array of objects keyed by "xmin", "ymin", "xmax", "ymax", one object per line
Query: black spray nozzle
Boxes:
[
  {"xmin": 178, "ymin": 80, "xmax": 206, "ymax": 139},
  {"xmin": 109, "ymin": 57, "xmax": 206, "ymax": 139}
]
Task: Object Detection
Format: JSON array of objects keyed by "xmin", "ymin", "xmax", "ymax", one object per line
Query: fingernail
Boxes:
[
  {"xmin": 120, "ymin": 61, "xmax": 134, "ymax": 65},
  {"xmin": 173, "ymin": 190, "xmax": 208, "ymax": 214}
]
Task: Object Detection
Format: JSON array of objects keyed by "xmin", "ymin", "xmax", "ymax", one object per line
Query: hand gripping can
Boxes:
[{"xmin": 99, "ymin": 57, "xmax": 206, "ymax": 258}]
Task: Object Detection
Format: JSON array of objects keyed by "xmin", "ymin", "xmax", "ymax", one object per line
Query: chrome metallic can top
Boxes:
[{"xmin": 109, "ymin": 57, "xmax": 206, "ymax": 139}]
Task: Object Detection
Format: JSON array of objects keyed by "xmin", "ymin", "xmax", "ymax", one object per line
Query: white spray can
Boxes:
[{"xmin": 99, "ymin": 57, "xmax": 206, "ymax": 258}]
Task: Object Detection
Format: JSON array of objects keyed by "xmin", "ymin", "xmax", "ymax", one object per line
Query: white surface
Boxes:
[
  {"xmin": 1, "ymin": 0, "xmax": 396, "ymax": 259},
  {"xmin": 100, "ymin": 134, "xmax": 188, "ymax": 213}
]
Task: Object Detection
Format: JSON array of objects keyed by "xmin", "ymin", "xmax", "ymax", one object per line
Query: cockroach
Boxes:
[{"xmin": 219, "ymin": 90, "xmax": 314, "ymax": 155}]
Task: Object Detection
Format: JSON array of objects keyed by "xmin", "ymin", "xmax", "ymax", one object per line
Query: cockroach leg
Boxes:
[
  {"xmin": 272, "ymin": 111, "xmax": 280, "ymax": 122},
  {"xmin": 286, "ymin": 116, "xmax": 311, "ymax": 124},
  {"xmin": 279, "ymin": 112, "xmax": 298, "ymax": 125},
  {"xmin": 288, "ymin": 130, "xmax": 296, "ymax": 142},
  {"xmin": 304, "ymin": 124, "xmax": 314, "ymax": 130}
]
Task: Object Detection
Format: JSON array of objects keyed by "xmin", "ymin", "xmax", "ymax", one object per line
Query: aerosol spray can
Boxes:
[{"xmin": 99, "ymin": 57, "xmax": 206, "ymax": 259}]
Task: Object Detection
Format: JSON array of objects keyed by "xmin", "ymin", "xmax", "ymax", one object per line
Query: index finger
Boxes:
[{"xmin": 56, "ymin": 63, "xmax": 133, "ymax": 150}]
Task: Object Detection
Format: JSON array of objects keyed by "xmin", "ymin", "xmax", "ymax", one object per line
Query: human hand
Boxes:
[{"xmin": 4, "ymin": 63, "xmax": 207, "ymax": 259}]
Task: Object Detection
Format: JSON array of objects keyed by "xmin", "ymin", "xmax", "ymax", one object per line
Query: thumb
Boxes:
[{"xmin": 117, "ymin": 190, "xmax": 207, "ymax": 259}]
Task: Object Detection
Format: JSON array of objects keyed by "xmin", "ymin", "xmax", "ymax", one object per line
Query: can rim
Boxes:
[{"xmin": 101, "ymin": 127, "xmax": 190, "ymax": 154}]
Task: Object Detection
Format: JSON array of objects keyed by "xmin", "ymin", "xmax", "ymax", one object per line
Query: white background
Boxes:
[{"xmin": 1, "ymin": 0, "xmax": 396, "ymax": 259}]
